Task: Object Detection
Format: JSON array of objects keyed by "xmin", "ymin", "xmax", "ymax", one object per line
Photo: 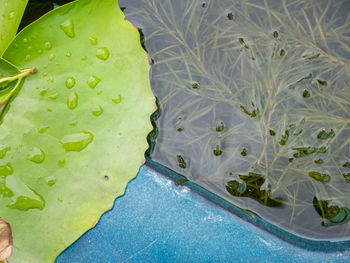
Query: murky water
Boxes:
[{"xmin": 120, "ymin": 0, "xmax": 350, "ymax": 240}]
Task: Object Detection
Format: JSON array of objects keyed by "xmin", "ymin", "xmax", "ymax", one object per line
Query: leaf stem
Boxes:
[
  {"xmin": 0, "ymin": 67, "xmax": 36, "ymax": 86},
  {"xmin": 0, "ymin": 67, "xmax": 36, "ymax": 116}
]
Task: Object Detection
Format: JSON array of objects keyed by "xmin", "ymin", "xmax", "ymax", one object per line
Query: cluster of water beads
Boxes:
[
  {"xmin": 18, "ymin": 14, "xmax": 114, "ymax": 112},
  {"xmin": 0, "ymin": 20, "xmax": 119, "ymax": 211},
  {"xmin": 1, "ymin": 124, "xmax": 96, "ymax": 201}
]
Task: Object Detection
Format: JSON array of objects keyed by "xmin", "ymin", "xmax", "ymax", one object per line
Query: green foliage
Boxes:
[
  {"xmin": 121, "ymin": 0, "xmax": 350, "ymax": 240},
  {"xmin": 0, "ymin": 0, "xmax": 154, "ymax": 262},
  {"xmin": 0, "ymin": 0, "xmax": 28, "ymax": 54}
]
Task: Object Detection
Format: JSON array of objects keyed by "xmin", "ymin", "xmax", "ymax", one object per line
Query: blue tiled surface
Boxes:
[{"xmin": 56, "ymin": 165, "xmax": 350, "ymax": 263}]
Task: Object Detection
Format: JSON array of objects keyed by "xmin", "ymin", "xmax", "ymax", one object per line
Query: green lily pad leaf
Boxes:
[
  {"xmin": 1, "ymin": 0, "xmax": 154, "ymax": 261},
  {"xmin": 121, "ymin": 0, "xmax": 350, "ymax": 240},
  {"xmin": 0, "ymin": 0, "xmax": 28, "ymax": 54}
]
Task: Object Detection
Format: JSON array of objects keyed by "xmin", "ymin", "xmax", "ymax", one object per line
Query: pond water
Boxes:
[{"xmin": 119, "ymin": 0, "xmax": 350, "ymax": 241}]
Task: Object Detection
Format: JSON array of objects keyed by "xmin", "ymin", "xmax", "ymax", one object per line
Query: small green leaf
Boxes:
[
  {"xmin": 0, "ymin": 0, "xmax": 28, "ymax": 54},
  {"xmin": 308, "ymin": 171, "xmax": 330, "ymax": 183}
]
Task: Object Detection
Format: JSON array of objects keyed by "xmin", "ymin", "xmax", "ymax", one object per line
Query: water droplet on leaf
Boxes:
[
  {"xmin": 8, "ymin": 11, "xmax": 15, "ymax": 20},
  {"xmin": 27, "ymin": 147, "xmax": 45, "ymax": 163},
  {"xmin": 65, "ymin": 77, "xmax": 75, "ymax": 89},
  {"xmin": 91, "ymin": 105, "xmax": 103, "ymax": 116},
  {"xmin": 57, "ymin": 159, "xmax": 66, "ymax": 168},
  {"xmin": 0, "ymin": 162, "xmax": 13, "ymax": 177},
  {"xmin": 48, "ymin": 54, "xmax": 55, "ymax": 61},
  {"xmin": 67, "ymin": 91, "xmax": 78, "ymax": 110},
  {"xmin": 60, "ymin": 132, "xmax": 94, "ymax": 152},
  {"xmin": 38, "ymin": 125, "xmax": 50, "ymax": 134},
  {"xmin": 45, "ymin": 176, "xmax": 56, "ymax": 186},
  {"xmin": 89, "ymin": 36, "xmax": 98, "ymax": 45},
  {"xmin": 59, "ymin": 19, "xmax": 75, "ymax": 38},
  {"xmin": 69, "ymin": 120, "xmax": 78, "ymax": 126},
  {"xmin": 87, "ymin": 75, "xmax": 100, "ymax": 88},
  {"xmin": 44, "ymin": 41, "xmax": 52, "ymax": 49},
  {"xmin": 112, "ymin": 94, "xmax": 122, "ymax": 104},
  {"xmin": 96, "ymin": 47, "xmax": 110, "ymax": 60},
  {"xmin": 7, "ymin": 191, "xmax": 45, "ymax": 211},
  {"xmin": 48, "ymin": 93, "xmax": 58, "ymax": 100},
  {"xmin": 0, "ymin": 145, "xmax": 10, "ymax": 159}
]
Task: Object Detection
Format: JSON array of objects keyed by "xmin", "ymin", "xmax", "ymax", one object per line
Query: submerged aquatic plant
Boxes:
[{"xmin": 121, "ymin": 0, "xmax": 350, "ymax": 240}]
